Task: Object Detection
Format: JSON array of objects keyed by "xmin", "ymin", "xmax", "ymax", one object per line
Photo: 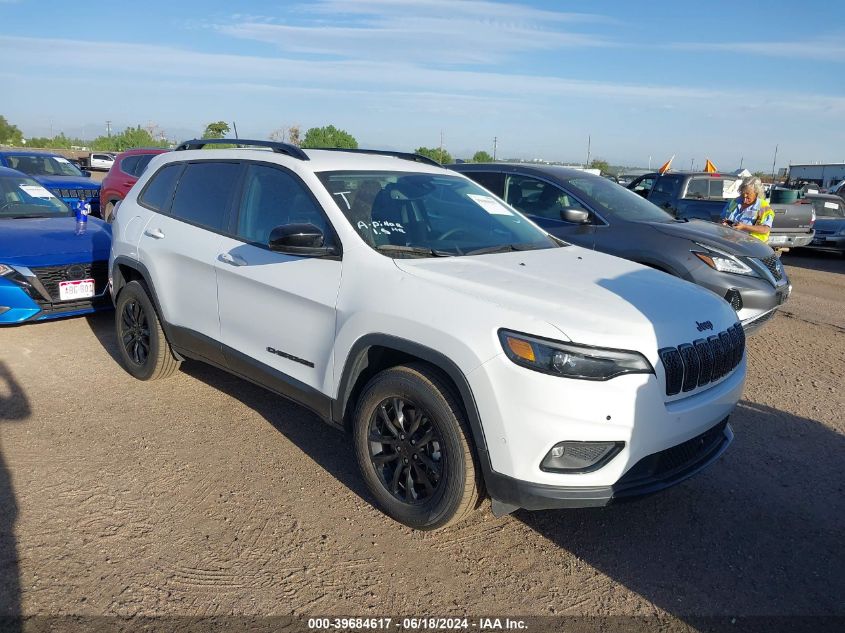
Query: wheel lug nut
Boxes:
[
  {"xmin": 403, "ymin": 458, "xmax": 408, "ymax": 464},
  {"xmin": 412, "ymin": 454, "xmax": 418, "ymax": 460}
]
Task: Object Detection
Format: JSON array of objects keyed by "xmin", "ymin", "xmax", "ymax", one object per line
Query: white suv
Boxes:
[{"xmin": 109, "ymin": 139, "xmax": 745, "ymax": 530}]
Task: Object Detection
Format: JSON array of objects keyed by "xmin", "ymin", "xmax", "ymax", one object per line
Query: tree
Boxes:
[
  {"xmin": 471, "ymin": 150, "xmax": 493, "ymax": 163},
  {"xmin": 589, "ymin": 159, "xmax": 610, "ymax": 174},
  {"xmin": 270, "ymin": 124, "xmax": 302, "ymax": 146},
  {"xmin": 0, "ymin": 115, "xmax": 23, "ymax": 146},
  {"xmin": 415, "ymin": 146, "xmax": 453, "ymax": 165},
  {"xmin": 202, "ymin": 121, "xmax": 230, "ymax": 139},
  {"xmin": 302, "ymin": 125, "xmax": 357, "ymax": 149}
]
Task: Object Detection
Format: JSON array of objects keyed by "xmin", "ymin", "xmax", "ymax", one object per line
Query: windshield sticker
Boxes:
[
  {"xmin": 467, "ymin": 194, "xmax": 513, "ymax": 216},
  {"xmin": 54, "ymin": 156, "xmax": 71, "ymax": 164},
  {"xmin": 19, "ymin": 184, "xmax": 54, "ymax": 198},
  {"xmin": 824, "ymin": 201, "xmax": 839, "ymax": 209},
  {"xmin": 723, "ymin": 180, "xmax": 741, "ymax": 198}
]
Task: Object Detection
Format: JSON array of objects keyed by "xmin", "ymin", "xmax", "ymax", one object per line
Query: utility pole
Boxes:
[
  {"xmin": 648, "ymin": 155, "xmax": 652, "ymax": 169},
  {"xmin": 690, "ymin": 158, "xmax": 695, "ymax": 171},
  {"xmin": 770, "ymin": 144, "xmax": 778, "ymax": 183},
  {"xmin": 106, "ymin": 120, "xmax": 112, "ymax": 138},
  {"xmin": 493, "ymin": 136, "xmax": 498, "ymax": 162},
  {"xmin": 739, "ymin": 156, "xmax": 744, "ymax": 169},
  {"xmin": 439, "ymin": 130, "xmax": 444, "ymax": 164},
  {"xmin": 586, "ymin": 135, "xmax": 591, "ymax": 167},
  {"xmin": 232, "ymin": 121, "xmax": 239, "ymax": 140}
]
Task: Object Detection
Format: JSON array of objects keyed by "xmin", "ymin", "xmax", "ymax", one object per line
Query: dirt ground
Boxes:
[{"xmin": 0, "ymin": 250, "xmax": 843, "ymax": 631}]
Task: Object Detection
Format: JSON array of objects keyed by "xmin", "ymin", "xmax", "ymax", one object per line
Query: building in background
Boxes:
[{"xmin": 786, "ymin": 163, "xmax": 845, "ymax": 189}]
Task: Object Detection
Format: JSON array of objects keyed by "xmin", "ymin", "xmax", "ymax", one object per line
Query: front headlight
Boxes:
[
  {"xmin": 692, "ymin": 242, "xmax": 759, "ymax": 276},
  {"xmin": 498, "ymin": 329, "xmax": 654, "ymax": 381}
]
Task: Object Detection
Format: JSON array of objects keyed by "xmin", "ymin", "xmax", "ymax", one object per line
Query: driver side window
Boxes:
[
  {"xmin": 504, "ymin": 175, "xmax": 588, "ymax": 221},
  {"xmin": 236, "ymin": 164, "xmax": 329, "ymax": 245}
]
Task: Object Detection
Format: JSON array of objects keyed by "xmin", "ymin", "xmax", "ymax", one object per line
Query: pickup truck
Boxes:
[
  {"xmin": 76, "ymin": 152, "xmax": 115, "ymax": 171},
  {"xmin": 628, "ymin": 171, "xmax": 815, "ymax": 249}
]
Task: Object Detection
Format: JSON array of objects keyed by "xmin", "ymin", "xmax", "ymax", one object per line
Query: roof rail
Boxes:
[
  {"xmin": 313, "ymin": 147, "xmax": 443, "ymax": 168},
  {"xmin": 174, "ymin": 138, "xmax": 309, "ymax": 161}
]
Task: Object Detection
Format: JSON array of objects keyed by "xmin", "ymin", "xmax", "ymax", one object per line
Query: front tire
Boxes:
[
  {"xmin": 353, "ymin": 364, "xmax": 480, "ymax": 530},
  {"xmin": 115, "ymin": 281, "xmax": 180, "ymax": 381}
]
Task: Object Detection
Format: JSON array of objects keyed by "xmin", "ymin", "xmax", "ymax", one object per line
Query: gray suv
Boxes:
[{"xmin": 451, "ymin": 163, "xmax": 790, "ymax": 334}]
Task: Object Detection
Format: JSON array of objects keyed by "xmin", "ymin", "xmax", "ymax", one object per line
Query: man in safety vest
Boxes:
[{"xmin": 721, "ymin": 176, "xmax": 775, "ymax": 243}]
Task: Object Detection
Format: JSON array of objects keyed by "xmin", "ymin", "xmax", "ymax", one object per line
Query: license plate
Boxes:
[
  {"xmin": 768, "ymin": 235, "xmax": 787, "ymax": 245},
  {"xmin": 59, "ymin": 279, "xmax": 95, "ymax": 301}
]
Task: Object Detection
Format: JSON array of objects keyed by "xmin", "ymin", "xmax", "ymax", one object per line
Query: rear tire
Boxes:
[
  {"xmin": 115, "ymin": 281, "xmax": 180, "ymax": 381},
  {"xmin": 353, "ymin": 363, "xmax": 480, "ymax": 530}
]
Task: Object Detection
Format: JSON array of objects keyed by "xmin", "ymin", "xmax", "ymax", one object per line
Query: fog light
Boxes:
[{"xmin": 541, "ymin": 441, "xmax": 624, "ymax": 473}]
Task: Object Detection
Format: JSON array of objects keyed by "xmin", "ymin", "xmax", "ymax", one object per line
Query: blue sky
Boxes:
[{"xmin": 1, "ymin": 0, "xmax": 844, "ymax": 170}]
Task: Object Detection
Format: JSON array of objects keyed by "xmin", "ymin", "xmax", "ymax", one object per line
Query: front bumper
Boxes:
[
  {"xmin": 0, "ymin": 263, "xmax": 111, "ymax": 325},
  {"xmin": 486, "ymin": 418, "xmax": 733, "ymax": 511},
  {"xmin": 467, "ymin": 347, "xmax": 744, "ymax": 506}
]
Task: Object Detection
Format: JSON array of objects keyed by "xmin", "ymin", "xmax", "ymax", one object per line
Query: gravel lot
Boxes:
[{"xmin": 0, "ymin": 251, "xmax": 843, "ymax": 631}]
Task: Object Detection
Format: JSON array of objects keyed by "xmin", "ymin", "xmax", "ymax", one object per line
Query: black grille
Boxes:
[
  {"xmin": 616, "ymin": 418, "xmax": 729, "ymax": 489},
  {"xmin": 52, "ymin": 188, "xmax": 99, "ymax": 200},
  {"xmin": 659, "ymin": 324, "xmax": 744, "ymax": 396},
  {"xmin": 760, "ymin": 255, "xmax": 783, "ymax": 280},
  {"xmin": 31, "ymin": 261, "xmax": 108, "ymax": 301}
]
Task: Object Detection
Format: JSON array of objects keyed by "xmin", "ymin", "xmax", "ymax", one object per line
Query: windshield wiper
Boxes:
[
  {"xmin": 464, "ymin": 243, "xmax": 540, "ymax": 256},
  {"xmin": 375, "ymin": 245, "xmax": 453, "ymax": 258}
]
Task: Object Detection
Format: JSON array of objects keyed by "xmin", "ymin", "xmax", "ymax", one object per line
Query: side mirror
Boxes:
[
  {"xmin": 268, "ymin": 223, "xmax": 337, "ymax": 257},
  {"xmin": 82, "ymin": 170, "xmax": 92, "ymax": 177},
  {"xmin": 560, "ymin": 208, "xmax": 590, "ymax": 224}
]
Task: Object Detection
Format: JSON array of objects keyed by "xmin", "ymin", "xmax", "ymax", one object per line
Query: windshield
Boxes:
[
  {"xmin": 809, "ymin": 197, "xmax": 845, "ymax": 218},
  {"xmin": 317, "ymin": 171, "xmax": 558, "ymax": 256},
  {"xmin": 5, "ymin": 154, "xmax": 85, "ymax": 177},
  {"xmin": 561, "ymin": 175, "xmax": 675, "ymax": 223},
  {"xmin": 0, "ymin": 174, "xmax": 71, "ymax": 217}
]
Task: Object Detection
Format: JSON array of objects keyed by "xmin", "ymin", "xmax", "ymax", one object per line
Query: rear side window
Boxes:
[
  {"xmin": 169, "ymin": 162, "xmax": 241, "ymax": 231},
  {"xmin": 683, "ymin": 177, "xmax": 741, "ymax": 201},
  {"xmin": 120, "ymin": 155, "xmax": 142, "ymax": 176},
  {"xmin": 465, "ymin": 172, "xmax": 505, "ymax": 197},
  {"xmin": 138, "ymin": 163, "xmax": 183, "ymax": 212}
]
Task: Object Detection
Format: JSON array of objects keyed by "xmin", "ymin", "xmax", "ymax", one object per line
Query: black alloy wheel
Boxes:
[
  {"xmin": 114, "ymin": 280, "xmax": 180, "ymax": 381},
  {"xmin": 367, "ymin": 396, "xmax": 445, "ymax": 504},
  {"xmin": 120, "ymin": 298, "xmax": 150, "ymax": 367},
  {"xmin": 353, "ymin": 364, "xmax": 480, "ymax": 530}
]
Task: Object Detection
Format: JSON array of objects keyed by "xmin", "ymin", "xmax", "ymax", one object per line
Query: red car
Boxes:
[{"xmin": 99, "ymin": 148, "xmax": 169, "ymax": 222}]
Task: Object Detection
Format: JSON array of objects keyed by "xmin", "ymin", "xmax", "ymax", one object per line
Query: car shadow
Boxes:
[
  {"xmin": 0, "ymin": 361, "xmax": 29, "ymax": 632},
  {"xmin": 181, "ymin": 361, "xmax": 372, "ymax": 504},
  {"xmin": 514, "ymin": 400, "xmax": 845, "ymax": 621},
  {"xmin": 85, "ymin": 311, "xmax": 122, "ymax": 366},
  {"xmin": 781, "ymin": 249, "xmax": 845, "ymax": 274}
]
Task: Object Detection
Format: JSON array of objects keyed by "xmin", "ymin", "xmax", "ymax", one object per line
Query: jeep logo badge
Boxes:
[{"xmin": 696, "ymin": 320, "xmax": 713, "ymax": 332}]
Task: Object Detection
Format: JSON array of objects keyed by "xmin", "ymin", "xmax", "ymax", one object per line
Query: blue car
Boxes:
[
  {"xmin": 0, "ymin": 150, "xmax": 101, "ymax": 217},
  {"xmin": 0, "ymin": 167, "xmax": 111, "ymax": 324}
]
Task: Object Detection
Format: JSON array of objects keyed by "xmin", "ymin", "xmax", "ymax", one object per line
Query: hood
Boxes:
[
  {"xmin": 34, "ymin": 175, "xmax": 101, "ymax": 191},
  {"xmin": 0, "ymin": 217, "xmax": 111, "ymax": 266},
  {"xmin": 393, "ymin": 246, "xmax": 738, "ymax": 354},
  {"xmin": 649, "ymin": 219, "xmax": 773, "ymax": 257}
]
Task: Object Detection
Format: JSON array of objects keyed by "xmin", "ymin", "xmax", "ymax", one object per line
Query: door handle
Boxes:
[
  {"xmin": 219, "ymin": 252, "xmax": 247, "ymax": 267},
  {"xmin": 144, "ymin": 228, "xmax": 165, "ymax": 239}
]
